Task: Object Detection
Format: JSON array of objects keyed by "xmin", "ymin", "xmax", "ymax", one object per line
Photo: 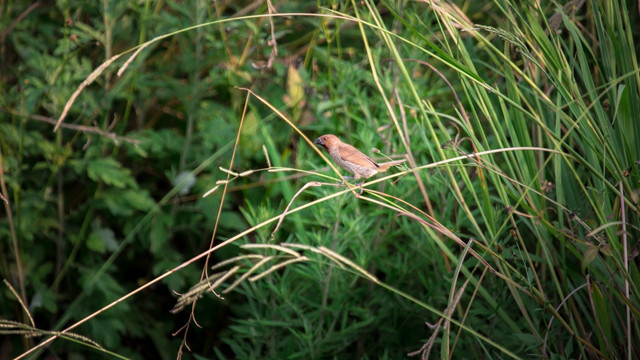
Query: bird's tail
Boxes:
[{"xmin": 377, "ymin": 159, "xmax": 406, "ymax": 172}]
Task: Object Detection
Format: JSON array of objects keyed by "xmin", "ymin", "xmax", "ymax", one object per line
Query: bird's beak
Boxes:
[{"xmin": 314, "ymin": 137, "xmax": 323, "ymax": 146}]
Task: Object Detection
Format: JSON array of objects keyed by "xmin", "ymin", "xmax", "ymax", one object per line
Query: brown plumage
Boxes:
[{"xmin": 314, "ymin": 134, "xmax": 406, "ymax": 193}]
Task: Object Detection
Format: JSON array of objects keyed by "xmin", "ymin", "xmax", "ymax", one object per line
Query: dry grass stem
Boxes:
[{"xmin": 241, "ymin": 243, "xmax": 303, "ymax": 257}]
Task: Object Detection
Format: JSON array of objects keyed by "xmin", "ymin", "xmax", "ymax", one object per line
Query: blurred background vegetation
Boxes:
[{"xmin": 1, "ymin": 0, "xmax": 639, "ymax": 359}]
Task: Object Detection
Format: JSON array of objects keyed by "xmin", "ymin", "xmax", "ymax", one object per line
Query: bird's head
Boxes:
[{"xmin": 314, "ymin": 134, "xmax": 341, "ymax": 150}]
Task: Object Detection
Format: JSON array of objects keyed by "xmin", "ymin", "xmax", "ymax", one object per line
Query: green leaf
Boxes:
[
  {"xmin": 87, "ymin": 158, "xmax": 136, "ymax": 188},
  {"xmin": 87, "ymin": 220, "xmax": 118, "ymax": 253},
  {"xmin": 581, "ymin": 245, "xmax": 599, "ymax": 272},
  {"xmin": 87, "ymin": 232, "xmax": 106, "ymax": 253},
  {"xmin": 99, "ymin": 189, "xmax": 155, "ymax": 216},
  {"xmin": 591, "ymin": 281, "xmax": 613, "ymax": 350},
  {"xmin": 150, "ymin": 213, "xmax": 172, "ymax": 254},
  {"xmin": 285, "ymin": 65, "xmax": 304, "ymax": 108},
  {"xmin": 564, "ymin": 336, "xmax": 574, "ymax": 358}
]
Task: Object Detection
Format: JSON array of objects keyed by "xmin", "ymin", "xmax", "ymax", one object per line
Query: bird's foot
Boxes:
[{"xmin": 337, "ymin": 176, "xmax": 355, "ymax": 186}]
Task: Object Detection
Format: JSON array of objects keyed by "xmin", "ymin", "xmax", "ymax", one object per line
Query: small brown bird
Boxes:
[{"xmin": 314, "ymin": 134, "xmax": 406, "ymax": 194}]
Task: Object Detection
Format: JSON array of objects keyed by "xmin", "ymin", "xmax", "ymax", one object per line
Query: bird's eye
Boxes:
[{"xmin": 323, "ymin": 136, "xmax": 327, "ymax": 140}]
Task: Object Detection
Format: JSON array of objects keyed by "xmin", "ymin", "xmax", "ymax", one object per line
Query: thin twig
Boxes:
[
  {"xmin": 270, "ymin": 181, "xmax": 343, "ymax": 237},
  {"xmin": 408, "ymin": 278, "xmax": 468, "ymax": 360},
  {"xmin": 0, "ymin": 149, "xmax": 29, "ymax": 316},
  {"xmin": 620, "ymin": 181, "xmax": 630, "ymax": 360},
  {"xmin": 266, "ymin": 0, "xmax": 279, "ymax": 68},
  {"xmin": 0, "ymin": 2, "xmax": 41, "ymax": 43},
  {"xmin": 450, "ymin": 267, "xmax": 488, "ymax": 358},
  {"xmin": 542, "ymin": 282, "xmax": 588, "ymax": 357},
  {"xmin": 384, "ymin": 58, "xmax": 474, "ymax": 152},
  {"xmin": 1, "ymin": 109, "xmax": 140, "ymax": 145},
  {"xmin": 3, "ymin": 280, "xmax": 35, "ymax": 327},
  {"xmin": 394, "ymin": 88, "xmax": 410, "ymax": 147},
  {"xmin": 175, "ymin": 89, "xmax": 251, "ymax": 360}
]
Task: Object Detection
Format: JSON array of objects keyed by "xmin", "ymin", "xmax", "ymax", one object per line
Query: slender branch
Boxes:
[{"xmin": 1, "ymin": 109, "xmax": 140, "ymax": 145}]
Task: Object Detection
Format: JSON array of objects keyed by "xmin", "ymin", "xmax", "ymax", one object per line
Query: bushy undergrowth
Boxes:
[{"xmin": 1, "ymin": 1, "xmax": 638, "ymax": 359}]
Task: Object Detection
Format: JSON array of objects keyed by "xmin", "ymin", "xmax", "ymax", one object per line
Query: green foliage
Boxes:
[{"xmin": 1, "ymin": 0, "xmax": 639, "ymax": 359}]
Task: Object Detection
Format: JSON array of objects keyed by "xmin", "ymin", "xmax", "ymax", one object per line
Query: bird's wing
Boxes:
[{"xmin": 338, "ymin": 144, "xmax": 380, "ymax": 168}]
